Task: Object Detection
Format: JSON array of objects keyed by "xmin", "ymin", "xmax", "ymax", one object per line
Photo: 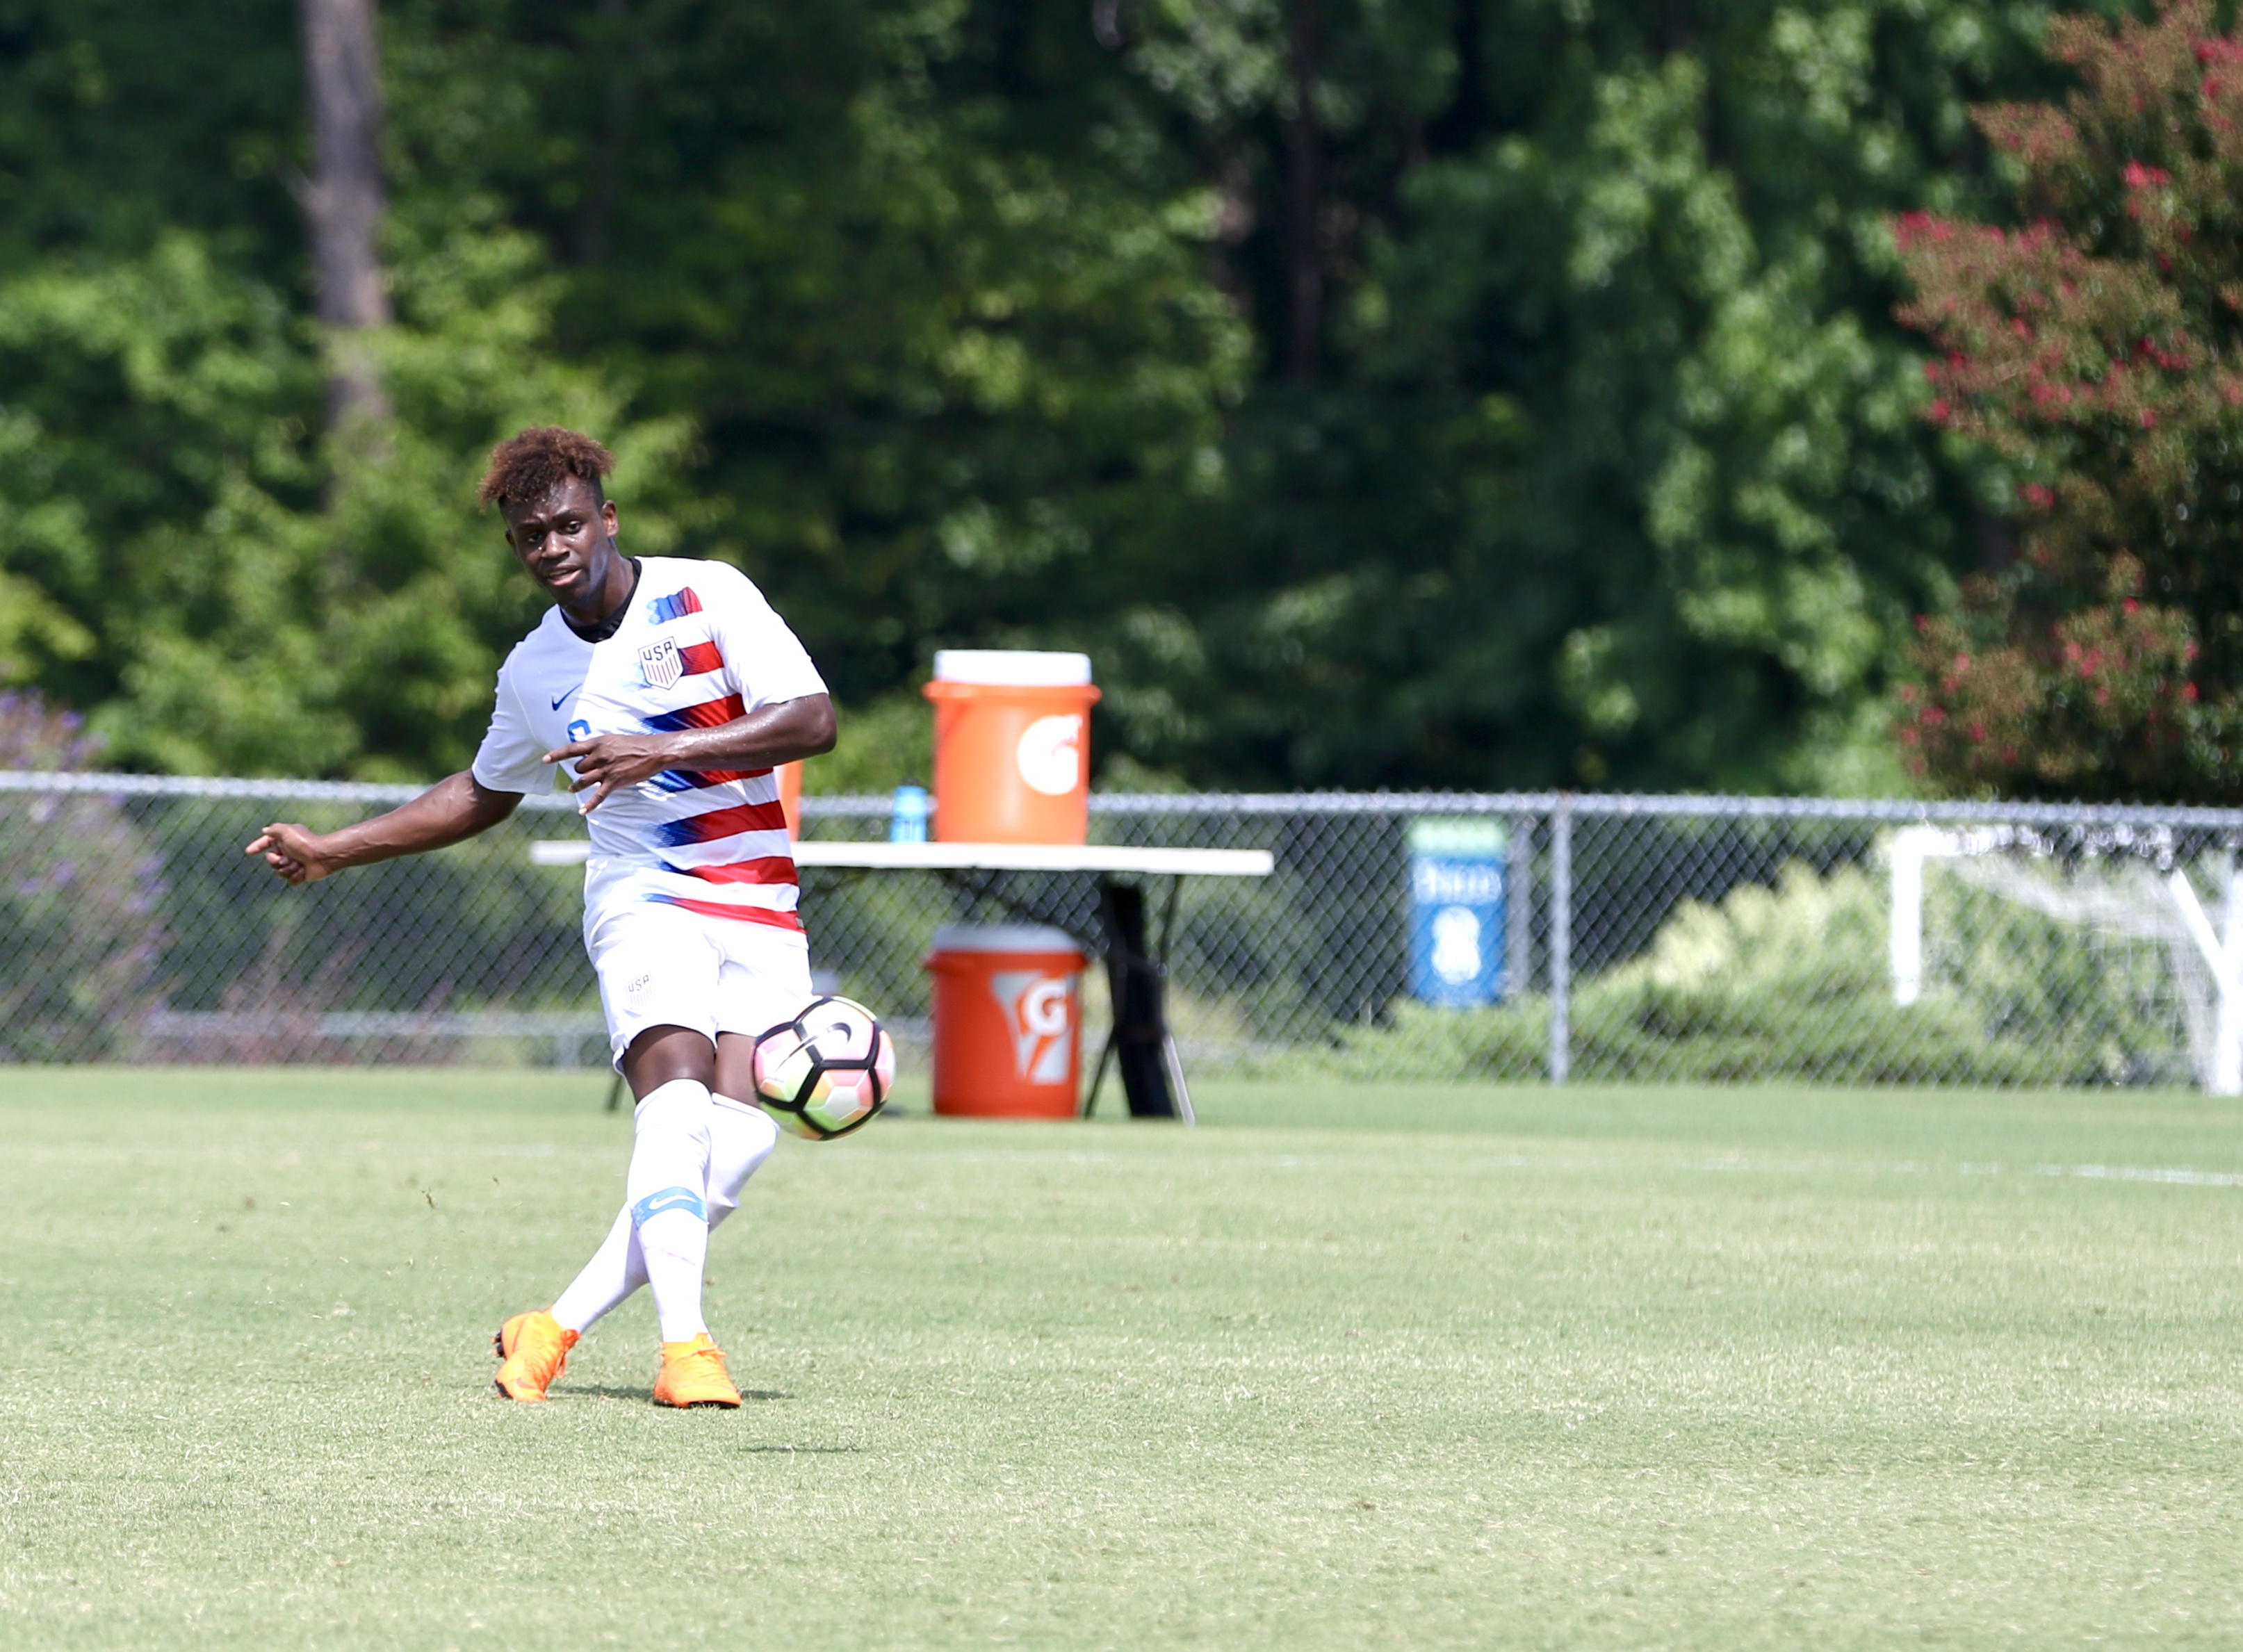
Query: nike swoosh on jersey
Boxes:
[{"xmin": 550, "ymin": 691, "xmax": 574, "ymax": 709}]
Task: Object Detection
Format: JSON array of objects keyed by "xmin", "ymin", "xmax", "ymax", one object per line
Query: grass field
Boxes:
[{"xmin": 3, "ymin": 1072, "xmax": 2242, "ymax": 1648}]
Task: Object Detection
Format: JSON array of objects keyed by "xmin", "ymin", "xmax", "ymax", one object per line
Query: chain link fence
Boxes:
[{"xmin": 5, "ymin": 771, "xmax": 2241, "ymax": 1088}]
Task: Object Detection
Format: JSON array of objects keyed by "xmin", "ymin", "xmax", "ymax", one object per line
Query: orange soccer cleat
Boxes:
[
  {"xmin": 651, "ymin": 1333, "xmax": 742, "ymax": 1409},
  {"xmin": 493, "ymin": 1309, "xmax": 578, "ymax": 1402}
]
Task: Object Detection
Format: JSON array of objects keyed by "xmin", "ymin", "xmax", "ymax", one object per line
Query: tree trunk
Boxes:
[
  {"xmin": 1428, "ymin": 0, "xmax": 1486, "ymax": 155},
  {"xmin": 576, "ymin": 0, "xmax": 635, "ymax": 266},
  {"xmin": 1284, "ymin": 0, "xmax": 1322, "ymax": 381},
  {"xmin": 299, "ymin": 0, "xmax": 391, "ymax": 433}
]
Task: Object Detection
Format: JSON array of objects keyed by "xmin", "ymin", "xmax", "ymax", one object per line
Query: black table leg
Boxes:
[
  {"xmin": 1098, "ymin": 878, "xmax": 1191, "ymax": 1120},
  {"xmin": 1082, "ymin": 1023, "xmax": 1118, "ymax": 1119},
  {"xmin": 1157, "ymin": 874, "xmax": 1193, "ymax": 1124}
]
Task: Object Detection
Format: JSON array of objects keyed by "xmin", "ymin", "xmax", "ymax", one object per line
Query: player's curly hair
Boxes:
[{"xmin": 477, "ymin": 427, "xmax": 616, "ymax": 510}]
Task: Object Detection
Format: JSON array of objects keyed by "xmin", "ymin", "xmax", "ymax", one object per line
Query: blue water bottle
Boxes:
[{"xmin": 890, "ymin": 783, "xmax": 929, "ymax": 844}]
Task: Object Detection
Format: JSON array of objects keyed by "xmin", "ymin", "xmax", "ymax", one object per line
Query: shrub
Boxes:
[
  {"xmin": 0, "ymin": 695, "xmax": 168, "ymax": 1059},
  {"xmin": 1296, "ymin": 858, "xmax": 2185, "ymax": 1086}
]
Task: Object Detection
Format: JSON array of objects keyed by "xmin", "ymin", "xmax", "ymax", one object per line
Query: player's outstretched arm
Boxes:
[
  {"xmin": 246, "ymin": 772, "xmax": 525, "ymax": 885},
  {"xmin": 547, "ymin": 692, "xmax": 838, "ymax": 813}
]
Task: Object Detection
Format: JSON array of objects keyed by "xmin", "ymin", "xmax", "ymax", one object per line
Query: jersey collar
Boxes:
[{"xmin": 560, "ymin": 557, "xmax": 644, "ymax": 644}]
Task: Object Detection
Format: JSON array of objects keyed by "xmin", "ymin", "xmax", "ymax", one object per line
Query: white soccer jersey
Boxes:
[{"xmin": 471, "ymin": 556, "xmax": 827, "ymax": 933}]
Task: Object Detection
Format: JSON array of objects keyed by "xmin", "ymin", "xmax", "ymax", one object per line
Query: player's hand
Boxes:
[
  {"xmin": 246, "ymin": 822, "xmax": 336, "ymax": 885},
  {"xmin": 544, "ymin": 733, "xmax": 675, "ymax": 812}
]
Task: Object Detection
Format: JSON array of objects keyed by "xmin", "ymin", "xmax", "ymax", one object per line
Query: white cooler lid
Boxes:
[
  {"xmin": 930, "ymin": 924, "xmax": 1086, "ymax": 956},
  {"xmin": 932, "ymin": 650, "xmax": 1093, "ymax": 686}
]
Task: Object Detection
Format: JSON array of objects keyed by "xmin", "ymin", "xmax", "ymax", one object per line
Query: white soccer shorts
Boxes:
[{"xmin": 585, "ymin": 899, "xmax": 814, "ymax": 1069}]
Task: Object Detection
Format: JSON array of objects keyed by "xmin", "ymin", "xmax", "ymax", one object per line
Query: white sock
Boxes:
[
  {"xmin": 705, "ymin": 1096, "xmax": 781, "ymax": 1225},
  {"xmin": 550, "ymin": 1094, "xmax": 779, "ymax": 1335},
  {"xmin": 550, "ymin": 1206, "xmax": 637, "ymax": 1336},
  {"xmin": 625, "ymin": 1078, "xmax": 715, "ymax": 1343}
]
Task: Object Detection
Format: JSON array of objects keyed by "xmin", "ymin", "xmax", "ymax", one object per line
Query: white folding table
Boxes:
[{"xmin": 530, "ymin": 838, "xmax": 1275, "ymax": 1122}]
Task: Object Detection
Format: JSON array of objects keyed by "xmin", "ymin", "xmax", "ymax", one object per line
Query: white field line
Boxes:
[
  {"xmin": 870, "ymin": 1147, "xmax": 2243, "ymax": 1188},
  {"xmin": 2033, "ymin": 1161, "xmax": 2243, "ymax": 1187},
  {"xmin": 24, "ymin": 1140, "xmax": 2243, "ymax": 1189},
  {"xmin": 13, "ymin": 1143, "xmax": 567, "ymax": 1162}
]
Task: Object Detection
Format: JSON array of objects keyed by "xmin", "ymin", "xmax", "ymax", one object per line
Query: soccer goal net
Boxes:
[{"xmin": 1893, "ymin": 825, "xmax": 2243, "ymax": 1093}]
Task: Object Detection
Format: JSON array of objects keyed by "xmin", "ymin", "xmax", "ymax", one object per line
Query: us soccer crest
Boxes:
[{"xmin": 637, "ymin": 637, "xmax": 682, "ymax": 690}]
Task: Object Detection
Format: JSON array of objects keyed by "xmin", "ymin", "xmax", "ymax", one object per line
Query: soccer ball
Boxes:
[{"xmin": 750, "ymin": 995, "xmax": 896, "ymax": 1140}]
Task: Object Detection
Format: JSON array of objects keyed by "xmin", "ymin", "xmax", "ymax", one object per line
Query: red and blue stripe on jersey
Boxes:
[
  {"xmin": 641, "ymin": 677, "xmax": 749, "ymax": 793},
  {"xmin": 646, "ymin": 765, "xmax": 766, "ymax": 794},
  {"xmin": 664, "ymin": 855, "xmax": 797, "ymax": 885},
  {"xmin": 637, "ymin": 680, "xmax": 800, "ymax": 922},
  {"xmin": 583, "ymin": 582, "xmax": 803, "ymax": 926},
  {"xmin": 642, "ymin": 691, "xmax": 743, "ymax": 734},
  {"xmin": 680, "ymin": 641, "xmax": 722, "ymax": 676},
  {"xmin": 644, "ymin": 893, "xmax": 803, "ymax": 929},
  {"xmin": 651, "ymin": 796, "xmax": 788, "ymax": 848}
]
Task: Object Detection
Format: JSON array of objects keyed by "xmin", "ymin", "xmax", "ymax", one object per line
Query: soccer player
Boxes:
[{"xmin": 247, "ymin": 426, "xmax": 835, "ymax": 1409}]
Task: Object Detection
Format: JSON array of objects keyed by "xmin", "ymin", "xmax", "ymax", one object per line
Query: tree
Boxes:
[
  {"xmin": 298, "ymin": 0, "xmax": 391, "ymax": 431},
  {"xmin": 0, "ymin": 0, "xmax": 2107, "ymax": 793},
  {"xmin": 0, "ymin": 1, "xmax": 692, "ymax": 778},
  {"xmin": 1896, "ymin": 0, "xmax": 2243, "ymax": 801},
  {"xmin": 477, "ymin": 0, "xmax": 1252, "ymax": 711},
  {"xmin": 1095, "ymin": 0, "xmax": 2045, "ymax": 791}
]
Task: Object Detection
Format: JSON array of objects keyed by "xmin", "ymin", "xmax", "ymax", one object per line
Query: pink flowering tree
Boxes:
[{"xmin": 1895, "ymin": 0, "xmax": 2243, "ymax": 799}]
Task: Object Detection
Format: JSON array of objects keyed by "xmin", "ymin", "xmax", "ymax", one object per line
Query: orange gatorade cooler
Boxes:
[
  {"xmin": 922, "ymin": 651, "xmax": 1100, "ymax": 844},
  {"xmin": 924, "ymin": 924, "xmax": 1086, "ymax": 1118}
]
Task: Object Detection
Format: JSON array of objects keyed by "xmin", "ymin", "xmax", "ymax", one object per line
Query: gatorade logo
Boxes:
[
  {"xmin": 989, "ymin": 971, "xmax": 1074, "ymax": 1082},
  {"xmin": 1015, "ymin": 714, "xmax": 1083, "ymax": 796}
]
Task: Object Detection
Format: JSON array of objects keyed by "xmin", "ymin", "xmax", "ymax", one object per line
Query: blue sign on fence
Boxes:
[{"xmin": 1409, "ymin": 818, "xmax": 1508, "ymax": 1007}]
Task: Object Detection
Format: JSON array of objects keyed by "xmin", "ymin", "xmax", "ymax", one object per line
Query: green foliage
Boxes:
[
  {"xmin": 1094, "ymin": 0, "xmax": 2050, "ymax": 790},
  {"xmin": 0, "ymin": 0, "xmax": 302, "ymax": 264},
  {"xmin": 125, "ymin": 221, "xmax": 692, "ymax": 782},
  {"xmin": 0, "ymin": 0, "xmax": 2130, "ymax": 787},
  {"xmin": 398, "ymin": 0, "xmax": 1253, "ymax": 708},
  {"xmin": 0, "ymin": 0, "xmax": 1251, "ymax": 778},
  {"xmin": 0, "ymin": 217, "xmax": 689, "ymax": 778},
  {"xmin": 1308, "ymin": 857, "xmax": 2184, "ymax": 1084},
  {"xmin": 0, "ymin": 693, "xmax": 164, "ymax": 1058},
  {"xmin": 801, "ymin": 689, "xmax": 936, "ymax": 797}
]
